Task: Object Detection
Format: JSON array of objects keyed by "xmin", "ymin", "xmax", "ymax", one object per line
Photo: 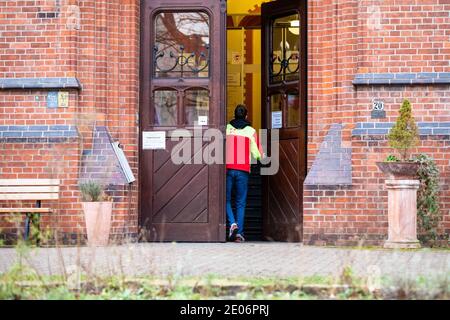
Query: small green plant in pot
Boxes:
[
  {"xmin": 79, "ymin": 181, "xmax": 113, "ymax": 247},
  {"xmin": 377, "ymin": 99, "xmax": 420, "ymax": 179},
  {"xmin": 388, "ymin": 99, "xmax": 419, "ymax": 161},
  {"xmin": 376, "ymin": 99, "xmax": 422, "ymax": 249}
]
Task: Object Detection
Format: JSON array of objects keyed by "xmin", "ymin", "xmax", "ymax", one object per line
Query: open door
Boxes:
[
  {"xmin": 262, "ymin": 0, "xmax": 307, "ymax": 242},
  {"xmin": 139, "ymin": 0, "xmax": 227, "ymax": 241}
]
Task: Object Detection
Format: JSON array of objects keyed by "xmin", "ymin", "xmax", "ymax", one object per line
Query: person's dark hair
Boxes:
[{"xmin": 234, "ymin": 104, "xmax": 248, "ymax": 120}]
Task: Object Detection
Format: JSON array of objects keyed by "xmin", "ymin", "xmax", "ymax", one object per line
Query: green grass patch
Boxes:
[{"xmin": 1, "ymin": 265, "xmax": 448, "ymax": 300}]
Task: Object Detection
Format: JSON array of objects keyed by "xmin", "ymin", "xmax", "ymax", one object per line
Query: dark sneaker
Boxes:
[
  {"xmin": 228, "ymin": 223, "xmax": 238, "ymax": 241},
  {"xmin": 235, "ymin": 234, "xmax": 245, "ymax": 243}
]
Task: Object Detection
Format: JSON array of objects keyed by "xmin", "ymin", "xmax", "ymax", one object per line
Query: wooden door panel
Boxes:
[
  {"xmin": 152, "ymin": 139, "xmax": 205, "ymax": 192},
  {"xmin": 172, "ymin": 188, "xmax": 208, "ymax": 223},
  {"xmin": 153, "ymin": 164, "xmax": 208, "ymax": 222},
  {"xmin": 267, "ymin": 141, "xmax": 300, "ymax": 220},
  {"xmin": 153, "ymin": 144, "xmax": 173, "ymax": 172},
  {"xmin": 139, "ymin": 0, "xmax": 226, "ymax": 242},
  {"xmin": 147, "ymin": 138, "xmax": 212, "ymax": 232},
  {"xmin": 277, "ymin": 139, "xmax": 300, "ymax": 198},
  {"xmin": 262, "ymin": 0, "xmax": 307, "ymax": 242}
]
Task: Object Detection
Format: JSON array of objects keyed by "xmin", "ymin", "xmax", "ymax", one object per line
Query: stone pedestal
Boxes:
[{"xmin": 383, "ymin": 179, "xmax": 421, "ymax": 249}]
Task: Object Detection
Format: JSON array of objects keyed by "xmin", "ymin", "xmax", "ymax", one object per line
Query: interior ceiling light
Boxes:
[{"xmin": 289, "ymin": 20, "xmax": 300, "ymax": 35}]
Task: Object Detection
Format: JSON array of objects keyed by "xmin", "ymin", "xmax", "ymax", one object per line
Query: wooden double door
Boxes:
[{"xmin": 139, "ymin": 0, "xmax": 307, "ymax": 242}]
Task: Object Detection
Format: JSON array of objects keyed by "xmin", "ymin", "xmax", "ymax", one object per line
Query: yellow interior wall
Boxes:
[
  {"xmin": 227, "ymin": 0, "xmax": 272, "ymax": 14},
  {"xmin": 251, "ymin": 29, "xmax": 261, "ymax": 132},
  {"xmin": 226, "ymin": 29, "xmax": 244, "ymax": 123},
  {"xmin": 227, "ymin": 0, "xmax": 269, "ymax": 131}
]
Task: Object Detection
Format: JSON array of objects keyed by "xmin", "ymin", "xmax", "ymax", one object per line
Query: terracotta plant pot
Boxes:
[
  {"xmin": 377, "ymin": 161, "xmax": 421, "ymax": 249},
  {"xmin": 376, "ymin": 162, "xmax": 420, "ymax": 180},
  {"xmin": 82, "ymin": 201, "xmax": 113, "ymax": 246}
]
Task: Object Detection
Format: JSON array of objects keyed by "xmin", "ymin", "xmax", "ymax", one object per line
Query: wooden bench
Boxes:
[{"xmin": 0, "ymin": 179, "xmax": 60, "ymax": 243}]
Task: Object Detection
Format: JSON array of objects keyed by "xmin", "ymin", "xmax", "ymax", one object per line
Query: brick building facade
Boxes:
[{"xmin": 0, "ymin": 0, "xmax": 448, "ymax": 245}]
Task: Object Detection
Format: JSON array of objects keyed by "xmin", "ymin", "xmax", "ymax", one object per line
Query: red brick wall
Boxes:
[
  {"xmin": 73, "ymin": 0, "xmax": 140, "ymax": 242},
  {"xmin": 0, "ymin": 1, "xmax": 140, "ymax": 244},
  {"xmin": 304, "ymin": 0, "xmax": 450, "ymax": 246},
  {"xmin": 0, "ymin": 1, "xmax": 77, "ymax": 78},
  {"xmin": 357, "ymin": 0, "xmax": 449, "ymax": 74}
]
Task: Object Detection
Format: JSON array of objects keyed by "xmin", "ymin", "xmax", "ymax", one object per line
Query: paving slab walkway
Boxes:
[{"xmin": 0, "ymin": 243, "xmax": 449, "ymax": 279}]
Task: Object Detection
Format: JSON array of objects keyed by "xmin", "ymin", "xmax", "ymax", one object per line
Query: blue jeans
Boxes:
[{"xmin": 226, "ymin": 169, "xmax": 249, "ymax": 236}]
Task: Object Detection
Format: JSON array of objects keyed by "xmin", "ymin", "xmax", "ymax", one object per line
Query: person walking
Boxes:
[{"xmin": 226, "ymin": 105, "xmax": 263, "ymax": 242}]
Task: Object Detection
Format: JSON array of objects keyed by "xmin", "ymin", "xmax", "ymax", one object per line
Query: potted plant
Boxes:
[
  {"xmin": 79, "ymin": 181, "xmax": 113, "ymax": 246},
  {"xmin": 376, "ymin": 99, "xmax": 421, "ymax": 249},
  {"xmin": 376, "ymin": 99, "xmax": 420, "ymax": 178}
]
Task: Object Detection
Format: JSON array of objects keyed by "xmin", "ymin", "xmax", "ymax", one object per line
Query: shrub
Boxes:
[
  {"xmin": 387, "ymin": 99, "xmax": 419, "ymax": 161},
  {"xmin": 79, "ymin": 181, "xmax": 104, "ymax": 202},
  {"xmin": 412, "ymin": 154, "xmax": 442, "ymax": 245}
]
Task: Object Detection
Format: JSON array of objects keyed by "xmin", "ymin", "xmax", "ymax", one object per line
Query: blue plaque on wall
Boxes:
[
  {"xmin": 47, "ymin": 91, "xmax": 58, "ymax": 108},
  {"xmin": 371, "ymin": 109, "xmax": 386, "ymax": 119}
]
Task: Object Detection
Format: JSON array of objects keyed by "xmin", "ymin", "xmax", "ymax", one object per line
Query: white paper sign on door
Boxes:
[
  {"xmin": 198, "ymin": 116, "xmax": 208, "ymax": 126},
  {"xmin": 271, "ymin": 111, "xmax": 282, "ymax": 129},
  {"xmin": 142, "ymin": 131, "xmax": 166, "ymax": 150}
]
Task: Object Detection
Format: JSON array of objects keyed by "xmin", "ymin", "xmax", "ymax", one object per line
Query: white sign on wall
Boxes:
[
  {"xmin": 271, "ymin": 111, "xmax": 282, "ymax": 129},
  {"xmin": 142, "ymin": 131, "xmax": 166, "ymax": 150},
  {"xmin": 227, "ymin": 72, "xmax": 241, "ymax": 87}
]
